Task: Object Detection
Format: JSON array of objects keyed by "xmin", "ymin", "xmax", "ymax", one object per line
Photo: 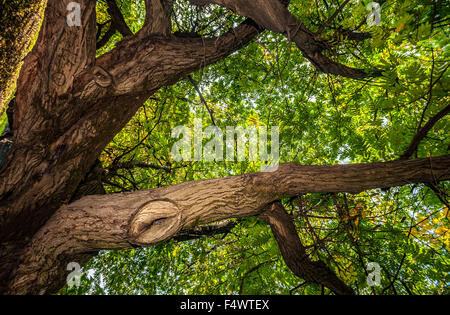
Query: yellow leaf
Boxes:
[
  {"xmin": 396, "ymin": 23, "xmax": 405, "ymax": 32},
  {"xmin": 435, "ymin": 226, "xmax": 449, "ymax": 236}
]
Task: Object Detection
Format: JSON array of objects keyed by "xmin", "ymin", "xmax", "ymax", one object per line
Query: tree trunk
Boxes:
[
  {"xmin": 0, "ymin": 0, "xmax": 47, "ymax": 111},
  {"xmin": 0, "ymin": 0, "xmax": 261, "ymax": 243}
]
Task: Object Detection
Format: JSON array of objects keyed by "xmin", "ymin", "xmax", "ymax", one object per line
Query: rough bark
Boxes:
[
  {"xmin": 0, "ymin": 0, "xmax": 47, "ymax": 111},
  {"xmin": 188, "ymin": 0, "xmax": 380, "ymax": 78},
  {"xmin": 141, "ymin": 0, "xmax": 173, "ymax": 36},
  {"xmin": 0, "ymin": 0, "xmax": 260, "ymax": 243},
  {"xmin": 3, "ymin": 156, "xmax": 450, "ymax": 294}
]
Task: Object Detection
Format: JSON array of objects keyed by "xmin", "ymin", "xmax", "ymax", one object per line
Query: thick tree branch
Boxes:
[
  {"xmin": 259, "ymin": 202, "xmax": 354, "ymax": 295},
  {"xmin": 188, "ymin": 0, "xmax": 378, "ymax": 78},
  {"xmin": 108, "ymin": 160, "xmax": 172, "ymax": 172},
  {"xmin": 96, "ymin": 23, "xmax": 117, "ymax": 49},
  {"xmin": 188, "ymin": 75, "xmax": 216, "ymax": 125},
  {"xmin": 0, "ymin": 0, "xmax": 97, "ymax": 240},
  {"xmin": 4, "ymin": 155, "xmax": 450, "ymax": 294},
  {"xmin": 140, "ymin": 0, "xmax": 173, "ymax": 36},
  {"xmin": 106, "ymin": 0, "xmax": 133, "ymax": 37}
]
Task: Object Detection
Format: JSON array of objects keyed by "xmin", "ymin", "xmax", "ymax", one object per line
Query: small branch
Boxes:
[
  {"xmin": 5, "ymin": 156, "xmax": 450, "ymax": 294},
  {"xmin": 96, "ymin": 24, "xmax": 117, "ymax": 49},
  {"xmin": 381, "ymin": 253, "xmax": 407, "ymax": 294},
  {"xmin": 188, "ymin": 75, "xmax": 216, "ymax": 126},
  {"xmin": 106, "ymin": 0, "xmax": 133, "ymax": 37},
  {"xmin": 399, "ymin": 104, "xmax": 450, "ymax": 160},
  {"xmin": 317, "ymin": 0, "xmax": 351, "ymax": 34},
  {"xmin": 96, "ymin": 21, "xmax": 110, "ymax": 41},
  {"xmin": 175, "ymin": 220, "xmax": 237, "ymax": 241},
  {"xmin": 109, "ymin": 160, "xmax": 172, "ymax": 173},
  {"xmin": 239, "ymin": 259, "xmax": 273, "ymax": 294}
]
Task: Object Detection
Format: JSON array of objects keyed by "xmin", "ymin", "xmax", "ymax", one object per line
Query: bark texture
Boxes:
[
  {"xmin": 0, "ymin": 0, "xmax": 47, "ymax": 111},
  {"xmin": 188, "ymin": 0, "xmax": 379, "ymax": 78},
  {"xmin": 0, "ymin": 0, "xmax": 260, "ymax": 294},
  {"xmin": 0, "ymin": 1, "xmax": 260, "ymax": 243}
]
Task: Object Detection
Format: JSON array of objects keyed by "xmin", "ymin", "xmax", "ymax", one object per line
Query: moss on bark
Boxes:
[{"xmin": 0, "ymin": 0, "xmax": 47, "ymax": 112}]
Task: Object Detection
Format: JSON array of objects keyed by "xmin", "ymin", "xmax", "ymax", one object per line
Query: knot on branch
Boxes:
[
  {"xmin": 93, "ymin": 65, "xmax": 114, "ymax": 88},
  {"xmin": 129, "ymin": 200, "xmax": 182, "ymax": 245}
]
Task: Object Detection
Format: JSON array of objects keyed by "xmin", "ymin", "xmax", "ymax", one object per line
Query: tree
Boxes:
[{"xmin": 0, "ymin": 0, "xmax": 448, "ymax": 295}]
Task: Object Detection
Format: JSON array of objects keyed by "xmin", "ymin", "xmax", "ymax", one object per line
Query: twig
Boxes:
[
  {"xmin": 317, "ymin": 0, "xmax": 351, "ymax": 35},
  {"xmin": 399, "ymin": 104, "xmax": 450, "ymax": 159},
  {"xmin": 188, "ymin": 75, "xmax": 216, "ymax": 126}
]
